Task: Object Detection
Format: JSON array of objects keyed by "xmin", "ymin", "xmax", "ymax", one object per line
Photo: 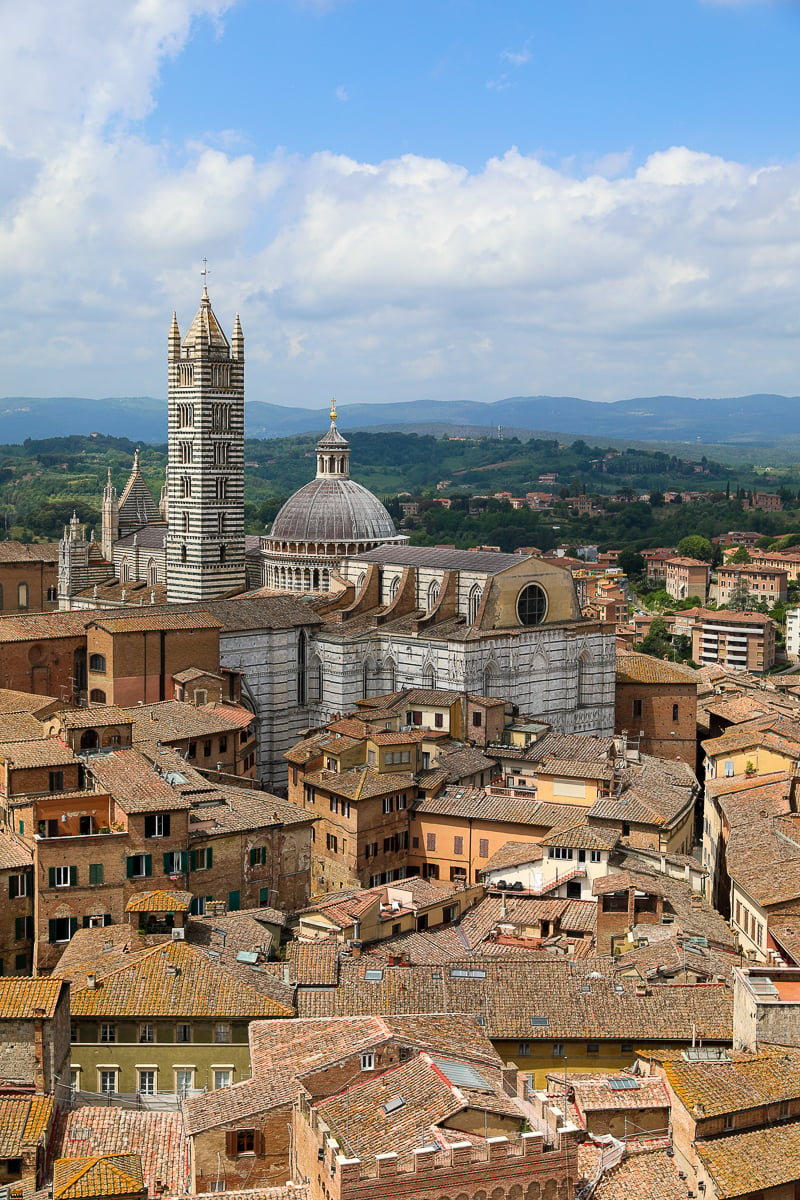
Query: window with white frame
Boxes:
[
  {"xmin": 360, "ymin": 1053, "xmax": 375, "ymax": 1071},
  {"xmin": 138, "ymin": 1070, "xmax": 156, "ymax": 1096},
  {"xmin": 139, "ymin": 1024, "xmax": 155, "ymax": 1043},
  {"xmin": 176, "ymin": 1069, "xmax": 194, "ymax": 1097},
  {"xmin": 214, "ymin": 1023, "xmax": 231, "ymax": 1044},
  {"xmin": 99, "ymin": 1070, "xmax": 117, "ymax": 1095},
  {"xmin": 100, "ymin": 1024, "xmax": 116, "ymax": 1043},
  {"xmin": 214, "ymin": 1070, "xmax": 232, "ymax": 1089}
]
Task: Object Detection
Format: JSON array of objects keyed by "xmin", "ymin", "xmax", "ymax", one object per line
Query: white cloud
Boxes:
[
  {"xmin": 3, "ymin": 2, "xmax": 800, "ymax": 410},
  {"xmin": 335, "ymin": 85, "xmax": 349, "ymax": 102}
]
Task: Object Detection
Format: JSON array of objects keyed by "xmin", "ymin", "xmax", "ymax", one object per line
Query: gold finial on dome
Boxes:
[{"xmin": 330, "ymin": 397, "xmax": 337, "ymax": 422}]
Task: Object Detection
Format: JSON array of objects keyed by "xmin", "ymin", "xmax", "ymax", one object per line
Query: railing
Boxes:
[{"xmin": 71, "ymin": 1087, "xmax": 206, "ymax": 1111}]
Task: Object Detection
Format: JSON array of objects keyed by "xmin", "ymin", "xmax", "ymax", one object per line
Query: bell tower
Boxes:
[{"xmin": 165, "ymin": 280, "xmax": 246, "ymax": 602}]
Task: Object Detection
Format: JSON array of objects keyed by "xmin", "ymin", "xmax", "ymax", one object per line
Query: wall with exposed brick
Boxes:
[
  {"xmin": 0, "ymin": 864, "xmax": 34, "ymax": 975},
  {"xmin": 615, "ymin": 680, "xmax": 697, "ymax": 763},
  {"xmin": 0, "ymin": 988, "xmax": 70, "ymax": 1093},
  {"xmin": 191, "ymin": 1105, "xmax": 294, "ymax": 1193}
]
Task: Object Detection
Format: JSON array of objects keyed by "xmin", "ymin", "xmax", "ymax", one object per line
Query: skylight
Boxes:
[
  {"xmin": 431, "ymin": 1059, "xmax": 493, "ymax": 1092},
  {"xmin": 383, "ymin": 1096, "xmax": 405, "ymax": 1114}
]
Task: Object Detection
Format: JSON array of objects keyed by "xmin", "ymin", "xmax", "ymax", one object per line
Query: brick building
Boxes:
[
  {"xmin": 84, "ymin": 611, "xmax": 222, "ymax": 706},
  {"xmin": 0, "ymin": 976, "xmax": 70, "ymax": 1093},
  {"xmin": 615, "ymin": 652, "xmax": 698, "ymax": 762},
  {"xmin": 0, "ymin": 828, "xmax": 34, "ymax": 976},
  {"xmin": 664, "ymin": 556, "xmax": 709, "ymax": 603},
  {"xmin": 0, "ymin": 543, "xmax": 60, "ymax": 615}
]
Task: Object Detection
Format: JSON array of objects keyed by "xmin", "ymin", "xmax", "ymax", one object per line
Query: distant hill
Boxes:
[{"xmin": 1, "ymin": 392, "xmax": 797, "ymax": 446}]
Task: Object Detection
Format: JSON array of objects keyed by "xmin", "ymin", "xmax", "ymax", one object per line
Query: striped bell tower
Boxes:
[{"xmin": 165, "ymin": 283, "xmax": 246, "ymax": 602}]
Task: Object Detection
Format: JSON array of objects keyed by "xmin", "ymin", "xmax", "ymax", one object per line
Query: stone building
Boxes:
[{"xmin": 614, "ymin": 651, "xmax": 698, "ymax": 762}]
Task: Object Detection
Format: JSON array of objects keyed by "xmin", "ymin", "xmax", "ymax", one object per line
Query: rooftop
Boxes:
[
  {"xmin": 695, "ymin": 1117, "xmax": 800, "ymax": 1198},
  {"xmin": 415, "ymin": 786, "xmax": 587, "ymax": 829},
  {"xmin": 658, "ymin": 1043, "xmax": 800, "ymax": 1118},
  {"xmin": 0, "ymin": 1095, "xmax": 54, "ymax": 1158},
  {"xmin": 0, "ymin": 977, "xmax": 64, "ymax": 1020},
  {"xmin": 350, "ymin": 544, "xmax": 523, "ymax": 573},
  {"xmin": 123, "ymin": 700, "xmax": 253, "ymax": 742},
  {"xmin": 615, "ymin": 653, "xmax": 698, "ymax": 687},
  {"xmin": 593, "ymin": 1149, "xmax": 687, "ymax": 1200},
  {"xmin": 0, "ymin": 738, "xmax": 77, "ymax": 768},
  {"xmin": 53, "ymin": 1155, "xmax": 145, "ymax": 1200},
  {"xmin": 58, "ymin": 1109, "xmax": 189, "ymax": 1196},
  {"xmin": 86, "ymin": 748, "xmax": 191, "ymax": 813}
]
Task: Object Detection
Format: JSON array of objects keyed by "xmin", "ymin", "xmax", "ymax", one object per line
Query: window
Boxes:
[
  {"xmin": 396, "ymin": 793, "xmax": 406, "ymax": 811},
  {"xmin": 383, "ymin": 796, "xmax": 393, "ymax": 814},
  {"xmin": 590, "ymin": 850, "xmax": 601, "ymax": 863},
  {"xmin": 586, "ymin": 1042, "xmax": 600, "ymax": 1054},
  {"xmin": 214, "ymin": 1023, "xmax": 232, "ymax": 1044},
  {"xmin": 365, "ymin": 842, "xmax": 378, "ymax": 859},
  {"xmin": 190, "ymin": 847, "xmax": 212, "ymax": 871},
  {"xmin": 177, "ymin": 403, "xmax": 194, "ymax": 427},
  {"xmin": 89, "ymin": 689, "xmax": 106, "ymax": 704},
  {"xmin": 139, "ymin": 1024, "xmax": 155, "ymax": 1043},
  {"xmin": 15, "ymin": 952, "xmax": 28, "ymax": 971},
  {"xmin": 479, "ymin": 838, "xmax": 489, "ymax": 858},
  {"xmin": 17, "ymin": 582, "xmax": 29, "ymax": 610},
  {"xmin": 144, "ymin": 814, "xmax": 170, "ymax": 838},
  {"xmin": 622, "ymin": 822, "xmax": 630, "ymax": 838},
  {"xmin": 422, "ymin": 863, "xmax": 440, "ymax": 880},
  {"xmin": 621, "ymin": 1041, "xmax": 634, "ymax": 1054},
  {"xmin": 8, "ymin": 873, "xmax": 28, "ymax": 899},
  {"xmin": 203, "ymin": 739, "xmax": 212, "ymax": 758},
  {"xmin": 15, "ymin": 916, "xmax": 33, "ymax": 940},
  {"xmin": 360, "ymin": 1053, "xmax": 375, "ymax": 1071},
  {"xmin": 632, "ymin": 699, "xmax": 642, "ymax": 719},
  {"xmin": 176, "ymin": 1023, "xmax": 192, "ymax": 1044},
  {"xmin": 235, "ymin": 1130, "xmax": 255, "ymax": 1155},
  {"xmin": 126, "ymin": 854, "xmax": 152, "ymax": 878},
  {"xmin": 213, "ymin": 442, "xmax": 230, "ymax": 466},
  {"xmin": 329, "ymin": 796, "xmax": 339, "ymax": 814},
  {"xmin": 724, "ymin": 760, "xmax": 735, "ymax": 777},
  {"xmin": 49, "ymin": 917, "xmax": 77, "ymax": 943},
  {"xmin": 454, "ymin": 836, "xmax": 464, "ymax": 855},
  {"xmin": 426, "ymin": 832, "xmax": 436, "ymax": 851},
  {"xmin": 138, "ymin": 1070, "xmax": 156, "ymax": 1096},
  {"xmin": 518, "ymin": 1041, "xmax": 531, "ymax": 1056},
  {"xmin": 672, "ymin": 703, "xmax": 679, "ymax": 722},
  {"xmin": 214, "ymin": 1070, "xmax": 232, "ymax": 1089},
  {"xmin": 99, "ymin": 1070, "xmax": 117, "ymax": 1095},
  {"xmin": 187, "ymin": 741, "xmax": 197, "ymax": 759},
  {"xmin": 47, "ymin": 585, "xmax": 58, "ymax": 602},
  {"xmin": 215, "ymin": 478, "xmax": 228, "ymax": 502},
  {"xmin": 51, "ymin": 866, "xmax": 77, "ymax": 888},
  {"xmin": 100, "ymin": 1024, "xmax": 116, "ymax": 1043},
  {"xmin": 552, "ymin": 1042, "xmax": 565, "ymax": 1057},
  {"xmin": 89, "ymin": 863, "xmax": 104, "ymax": 886},
  {"xmin": 435, "ymin": 712, "xmax": 443, "ymax": 729},
  {"xmin": 88, "ymin": 653, "xmax": 106, "ymax": 673},
  {"xmin": 163, "ymin": 851, "xmax": 187, "ymax": 875},
  {"xmin": 516, "ymin": 583, "xmax": 547, "ymax": 625},
  {"xmin": 176, "ymin": 1069, "xmax": 194, "ymax": 1096},
  {"xmin": 180, "ymin": 475, "xmax": 192, "ymax": 499},
  {"xmin": 326, "ymin": 833, "xmax": 338, "ymax": 853},
  {"xmin": 472, "ymin": 711, "xmax": 482, "ymax": 727},
  {"xmin": 219, "ymin": 735, "xmax": 228, "ymax": 754}
]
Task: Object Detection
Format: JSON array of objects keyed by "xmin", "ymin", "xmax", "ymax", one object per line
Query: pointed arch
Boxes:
[
  {"xmin": 389, "ymin": 575, "xmax": 400, "ymax": 601},
  {"xmin": 482, "ymin": 660, "xmax": 503, "ymax": 698},
  {"xmin": 297, "ymin": 630, "xmax": 307, "ymax": 706},
  {"xmin": 576, "ymin": 647, "xmax": 592, "ymax": 707},
  {"xmin": 422, "ymin": 663, "xmax": 436, "ymax": 690},
  {"xmin": 468, "ymin": 584, "xmax": 483, "ymax": 624},
  {"xmin": 148, "ymin": 558, "xmax": 158, "ymax": 586},
  {"xmin": 427, "ymin": 580, "xmax": 440, "ymax": 610}
]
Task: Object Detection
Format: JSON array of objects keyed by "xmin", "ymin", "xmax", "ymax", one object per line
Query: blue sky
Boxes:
[{"xmin": 2, "ymin": 0, "xmax": 800, "ymax": 410}]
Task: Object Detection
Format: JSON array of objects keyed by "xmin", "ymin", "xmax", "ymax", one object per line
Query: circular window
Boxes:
[{"xmin": 517, "ymin": 583, "xmax": 548, "ymax": 626}]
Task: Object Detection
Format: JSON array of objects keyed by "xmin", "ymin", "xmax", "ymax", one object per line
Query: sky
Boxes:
[{"xmin": 3, "ymin": 0, "xmax": 800, "ymax": 410}]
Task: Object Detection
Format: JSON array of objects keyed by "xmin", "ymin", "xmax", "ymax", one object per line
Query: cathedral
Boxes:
[{"xmin": 57, "ymin": 280, "xmax": 618, "ymax": 784}]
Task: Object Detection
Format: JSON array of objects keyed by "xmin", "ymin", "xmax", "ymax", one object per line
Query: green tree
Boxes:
[
  {"xmin": 728, "ymin": 545, "xmax": 751, "ymax": 564},
  {"xmin": 649, "ymin": 490, "xmax": 665, "ymax": 508},
  {"xmin": 617, "ymin": 549, "xmax": 645, "ymax": 580},
  {"xmin": 677, "ymin": 534, "xmax": 713, "ymax": 561}
]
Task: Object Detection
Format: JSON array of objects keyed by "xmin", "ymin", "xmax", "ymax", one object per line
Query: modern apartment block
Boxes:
[{"xmin": 691, "ymin": 609, "xmax": 776, "ymax": 673}]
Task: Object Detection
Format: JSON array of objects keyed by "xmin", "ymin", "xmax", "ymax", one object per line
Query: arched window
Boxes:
[
  {"xmin": 389, "ymin": 576, "xmax": 400, "ymax": 601},
  {"xmin": 182, "ymin": 512, "xmax": 190, "ymax": 533},
  {"xmin": 80, "ymin": 729, "xmax": 100, "ymax": 750},
  {"xmin": 309, "ymin": 656, "xmax": 323, "ymax": 702},
  {"xmin": 0, "ymin": 582, "xmax": 3, "ymax": 609},
  {"xmin": 180, "ymin": 544, "xmax": 187, "ymax": 564},
  {"xmin": 384, "ymin": 659, "xmax": 396, "ymax": 693},
  {"xmin": 47, "ymin": 585, "xmax": 58, "ymax": 602},
  {"xmin": 89, "ymin": 689, "xmax": 107, "ymax": 704},
  {"xmin": 483, "ymin": 662, "xmax": 501, "ymax": 698},
  {"xmin": 362, "ymin": 657, "xmax": 376, "ymax": 699},
  {"xmin": 148, "ymin": 560, "xmax": 158, "ymax": 586},
  {"xmin": 297, "ymin": 631, "xmax": 307, "ymax": 706},
  {"xmin": 313, "ymin": 569, "xmax": 320, "ymax": 590},
  {"xmin": 89, "ymin": 654, "xmax": 106, "ymax": 674},
  {"xmin": 422, "ymin": 665, "xmax": 436, "ymax": 690},
  {"xmin": 427, "ymin": 581, "xmax": 440, "ymax": 610},
  {"xmin": 220, "ymin": 544, "xmax": 227, "ymax": 564},
  {"xmin": 120, "ymin": 558, "xmax": 130, "ymax": 583},
  {"xmin": 356, "ymin": 572, "xmax": 366, "ymax": 593},
  {"xmin": 468, "ymin": 585, "xmax": 482, "ymax": 624},
  {"xmin": 17, "ymin": 582, "xmax": 29, "ymax": 610}
]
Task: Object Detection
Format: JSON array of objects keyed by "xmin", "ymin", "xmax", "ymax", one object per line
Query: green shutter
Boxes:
[
  {"xmin": 207, "ymin": 847, "xmax": 212, "ymax": 868},
  {"xmin": 261, "ymin": 846, "xmax": 267, "ymax": 865},
  {"xmin": 126, "ymin": 856, "xmax": 135, "ymax": 878},
  {"xmin": 69, "ymin": 865, "xmax": 78, "ymax": 887},
  {"xmin": 48, "ymin": 920, "xmax": 57, "ymax": 943},
  {"xmin": 228, "ymin": 890, "xmax": 240, "ymax": 912},
  {"xmin": 144, "ymin": 855, "xmax": 152, "ymax": 877},
  {"xmin": 68, "ymin": 917, "xmax": 78, "ymax": 938},
  {"xmin": 15, "ymin": 917, "xmax": 21, "ymax": 939},
  {"xmin": 259, "ymin": 887, "xmax": 268, "ymax": 906},
  {"xmin": 82, "ymin": 916, "xmax": 91, "ymax": 929},
  {"xmin": 48, "ymin": 867, "xmax": 55, "ymax": 887},
  {"xmin": 89, "ymin": 863, "xmax": 103, "ymax": 886},
  {"xmin": 189, "ymin": 850, "xmax": 197, "ymax": 872},
  {"xmin": 249, "ymin": 848, "xmax": 258, "ymax": 867},
  {"xmin": 9, "ymin": 876, "xmax": 17, "ymax": 900},
  {"xmin": 163, "ymin": 852, "xmax": 172, "ymax": 874},
  {"xmin": 163, "ymin": 815, "xmax": 171, "ymax": 837}
]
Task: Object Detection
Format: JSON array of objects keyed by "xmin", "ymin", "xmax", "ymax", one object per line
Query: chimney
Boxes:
[
  {"xmin": 33, "ymin": 1015, "xmax": 45, "ymax": 1092},
  {"xmin": 351, "ymin": 940, "xmax": 362, "ymax": 959},
  {"xmin": 87, "ymin": 972, "xmax": 97, "ymax": 990}
]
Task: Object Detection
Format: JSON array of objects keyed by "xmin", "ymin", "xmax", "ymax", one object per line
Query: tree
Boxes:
[
  {"xmin": 677, "ymin": 534, "xmax": 713, "ymax": 562},
  {"xmin": 649, "ymin": 490, "xmax": 665, "ymax": 508},
  {"xmin": 639, "ymin": 616, "xmax": 673, "ymax": 658},
  {"xmin": 727, "ymin": 578, "xmax": 753, "ymax": 611},
  {"xmin": 729, "ymin": 546, "xmax": 751, "ymax": 564},
  {"xmin": 617, "ymin": 549, "xmax": 645, "ymax": 580}
]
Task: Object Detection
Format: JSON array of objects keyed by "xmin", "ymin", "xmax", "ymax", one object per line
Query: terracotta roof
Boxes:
[
  {"xmin": 593, "ymin": 1149, "xmax": 687, "ymax": 1200},
  {"xmin": 295, "ymin": 958, "xmax": 733, "ymax": 1042},
  {"xmin": 0, "ymin": 738, "xmax": 77, "ymax": 767},
  {"xmin": 304, "ymin": 765, "xmax": 414, "ymax": 801},
  {"xmin": 56, "ymin": 706, "xmax": 132, "ymax": 729},
  {"xmin": 568, "ymin": 1073, "xmax": 669, "ymax": 1114},
  {"xmin": 0, "ymin": 1096, "xmax": 54, "ymax": 1157},
  {"xmin": 87, "ymin": 749, "xmax": 191, "ymax": 813},
  {"xmin": 169, "ymin": 596, "xmax": 322, "ymax": 632},
  {"xmin": 88, "ymin": 611, "xmax": 221, "ymax": 634},
  {"xmin": 314, "ymin": 1050, "xmax": 524, "ymax": 1163},
  {"xmin": 0, "ymin": 977, "xmax": 64, "ymax": 1019},
  {"xmin": 53, "ymin": 1155, "xmax": 145, "ymax": 1200},
  {"xmin": 0, "ymin": 688, "xmax": 59, "ymax": 714},
  {"xmin": 499, "ymin": 730, "xmax": 614, "ymax": 768},
  {"xmin": 286, "ymin": 941, "xmax": 340, "ymax": 986},
  {"xmin": 458, "ymin": 895, "xmax": 597, "ymax": 946},
  {"xmin": 187, "ymin": 784, "xmax": 313, "ymax": 836},
  {"xmin": 435, "ymin": 744, "xmax": 498, "ymax": 781},
  {"xmin": 659, "ymin": 1043, "xmax": 800, "ymax": 1117},
  {"xmin": 613, "ymin": 934, "xmax": 741, "ymax": 984},
  {"xmin": 69, "ymin": 940, "xmax": 294, "ymax": 1019},
  {"xmin": 616, "ymin": 653, "xmax": 698, "ymax": 686},
  {"xmin": 124, "ymin": 890, "xmax": 192, "ymax": 913},
  {"xmin": 604, "ymin": 859, "xmax": 735, "ymax": 948},
  {"xmin": 695, "ymin": 1118, "xmax": 800, "ymax": 1198},
  {"xmin": 482, "ymin": 839, "xmax": 542, "ymax": 873},
  {"xmin": 0, "ymin": 611, "xmax": 93, "ymax": 642},
  {"xmin": 0, "ymin": 827, "xmax": 33, "ymax": 870},
  {"xmin": 123, "ymin": 701, "xmax": 253, "ymax": 742},
  {"xmin": 58, "ymin": 1109, "xmax": 189, "ymax": 1196},
  {"xmin": 0, "ymin": 541, "xmax": 60, "ymax": 562},
  {"xmin": 589, "ymin": 756, "xmax": 697, "ymax": 831},
  {"xmin": 415, "ymin": 786, "xmax": 587, "ymax": 829},
  {"xmin": 546, "ymin": 822, "xmax": 618, "ymax": 851},
  {"xmin": 0, "ymin": 712, "xmax": 48, "ymax": 741}
]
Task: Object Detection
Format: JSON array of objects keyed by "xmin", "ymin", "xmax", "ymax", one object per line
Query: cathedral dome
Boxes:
[{"xmin": 270, "ymin": 477, "xmax": 398, "ymax": 543}]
